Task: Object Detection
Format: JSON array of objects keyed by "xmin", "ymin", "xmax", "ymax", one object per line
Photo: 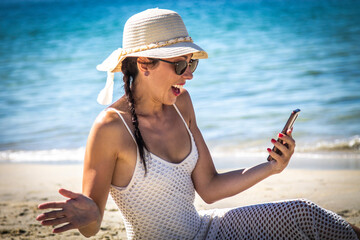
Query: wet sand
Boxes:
[{"xmin": 0, "ymin": 163, "xmax": 359, "ymax": 239}]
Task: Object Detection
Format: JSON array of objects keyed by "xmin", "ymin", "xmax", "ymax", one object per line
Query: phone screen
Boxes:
[{"xmin": 267, "ymin": 109, "xmax": 300, "ymax": 161}]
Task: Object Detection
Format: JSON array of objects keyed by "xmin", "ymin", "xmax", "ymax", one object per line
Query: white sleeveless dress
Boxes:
[{"xmin": 106, "ymin": 105, "xmax": 357, "ymax": 240}]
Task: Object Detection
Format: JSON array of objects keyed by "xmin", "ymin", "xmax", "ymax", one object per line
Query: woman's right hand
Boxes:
[{"xmin": 36, "ymin": 188, "xmax": 101, "ymax": 234}]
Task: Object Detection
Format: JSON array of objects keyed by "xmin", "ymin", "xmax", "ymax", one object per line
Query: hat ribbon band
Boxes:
[{"xmin": 117, "ymin": 36, "xmax": 193, "ymax": 61}]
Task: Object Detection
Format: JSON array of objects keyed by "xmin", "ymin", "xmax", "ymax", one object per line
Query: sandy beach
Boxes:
[{"xmin": 0, "ymin": 163, "xmax": 359, "ymax": 239}]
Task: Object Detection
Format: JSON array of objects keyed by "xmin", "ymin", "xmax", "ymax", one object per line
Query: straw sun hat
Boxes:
[{"xmin": 96, "ymin": 8, "xmax": 208, "ymax": 105}]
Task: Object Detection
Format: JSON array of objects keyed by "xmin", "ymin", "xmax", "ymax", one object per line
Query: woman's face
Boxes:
[{"xmin": 146, "ymin": 53, "xmax": 194, "ymax": 105}]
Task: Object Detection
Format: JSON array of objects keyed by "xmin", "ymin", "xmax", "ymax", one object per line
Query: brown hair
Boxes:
[{"xmin": 121, "ymin": 57, "xmax": 159, "ymax": 173}]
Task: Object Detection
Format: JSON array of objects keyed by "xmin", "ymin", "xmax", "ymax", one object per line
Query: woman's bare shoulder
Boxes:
[{"xmin": 89, "ymin": 98, "xmax": 133, "ymax": 148}]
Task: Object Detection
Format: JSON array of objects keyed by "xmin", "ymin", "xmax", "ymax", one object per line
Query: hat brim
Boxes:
[{"xmin": 111, "ymin": 41, "xmax": 208, "ymax": 72}]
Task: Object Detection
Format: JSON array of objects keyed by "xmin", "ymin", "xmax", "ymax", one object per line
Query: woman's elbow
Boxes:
[
  {"xmin": 79, "ymin": 228, "xmax": 100, "ymax": 238},
  {"xmin": 79, "ymin": 220, "xmax": 101, "ymax": 238},
  {"xmin": 195, "ymin": 177, "xmax": 221, "ymax": 204},
  {"xmin": 198, "ymin": 192, "xmax": 219, "ymax": 204},
  {"xmin": 204, "ymin": 198, "xmax": 216, "ymax": 204}
]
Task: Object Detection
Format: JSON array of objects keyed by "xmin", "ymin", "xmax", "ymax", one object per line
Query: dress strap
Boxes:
[
  {"xmin": 105, "ymin": 108, "xmax": 137, "ymax": 144},
  {"xmin": 173, "ymin": 104, "xmax": 191, "ymax": 132}
]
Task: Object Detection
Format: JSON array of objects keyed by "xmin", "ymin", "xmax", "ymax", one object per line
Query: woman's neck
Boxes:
[{"xmin": 132, "ymin": 78, "xmax": 167, "ymax": 118}]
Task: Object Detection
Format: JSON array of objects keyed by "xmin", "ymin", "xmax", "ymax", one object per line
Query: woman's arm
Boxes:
[
  {"xmin": 37, "ymin": 110, "xmax": 124, "ymax": 237},
  {"xmin": 176, "ymin": 91, "xmax": 295, "ymax": 204},
  {"xmin": 79, "ymin": 110, "xmax": 120, "ymax": 236}
]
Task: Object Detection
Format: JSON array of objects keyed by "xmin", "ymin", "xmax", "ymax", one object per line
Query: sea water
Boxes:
[{"xmin": 1, "ymin": 0, "xmax": 359, "ymax": 169}]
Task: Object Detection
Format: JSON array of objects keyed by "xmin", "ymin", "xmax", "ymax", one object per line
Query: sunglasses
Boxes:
[{"xmin": 156, "ymin": 58, "xmax": 199, "ymax": 75}]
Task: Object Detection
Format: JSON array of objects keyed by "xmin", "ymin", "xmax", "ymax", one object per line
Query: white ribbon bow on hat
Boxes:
[
  {"xmin": 96, "ymin": 49, "xmax": 123, "ymax": 105},
  {"xmin": 96, "ymin": 71, "xmax": 115, "ymax": 105}
]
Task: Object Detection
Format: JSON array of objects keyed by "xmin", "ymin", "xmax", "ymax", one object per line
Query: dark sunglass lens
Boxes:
[
  {"xmin": 189, "ymin": 59, "xmax": 199, "ymax": 73},
  {"xmin": 176, "ymin": 60, "xmax": 188, "ymax": 75}
]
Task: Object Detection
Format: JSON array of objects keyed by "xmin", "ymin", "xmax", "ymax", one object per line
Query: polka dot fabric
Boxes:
[
  {"xmin": 200, "ymin": 199, "xmax": 358, "ymax": 240},
  {"xmin": 107, "ymin": 107, "xmax": 358, "ymax": 240}
]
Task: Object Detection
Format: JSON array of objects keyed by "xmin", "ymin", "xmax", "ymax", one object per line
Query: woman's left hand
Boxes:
[{"xmin": 267, "ymin": 128, "xmax": 296, "ymax": 174}]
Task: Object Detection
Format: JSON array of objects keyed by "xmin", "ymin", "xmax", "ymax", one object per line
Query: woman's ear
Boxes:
[{"xmin": 137, "ymin": 57, "xmax": 152, "ymax": 74}]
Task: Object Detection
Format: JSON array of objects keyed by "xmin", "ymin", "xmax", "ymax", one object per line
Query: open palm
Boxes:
[{"xmin": 36, "ymin": 188, "xmax": 100, "ymax": 233}]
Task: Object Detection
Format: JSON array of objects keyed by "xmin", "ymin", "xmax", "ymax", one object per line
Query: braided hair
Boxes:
[{"xmin": 121, "ymin": 57, "xmax": 158, "ymax": 173}]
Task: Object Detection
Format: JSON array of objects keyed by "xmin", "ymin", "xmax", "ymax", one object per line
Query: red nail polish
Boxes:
[
  {"xmin": 271, "ymin": 138, "xmax": 276, "ymax": 143},
  {"xmin": 278, "ymin": 133, "xmax": 284, "ymax": 138},
  {"xmin": 267, "ymin": 148, "xmax": 272, "ymax": 153}
]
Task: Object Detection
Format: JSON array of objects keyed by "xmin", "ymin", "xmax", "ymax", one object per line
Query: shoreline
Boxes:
[{"xmin": 1, "ymin": 163, "xmax": 359, "ymax": 239}]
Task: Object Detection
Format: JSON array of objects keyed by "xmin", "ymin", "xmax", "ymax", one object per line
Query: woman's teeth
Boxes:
[{"xmin": 172, "ymin": 84, "xmax": 184, "ymax": 89}]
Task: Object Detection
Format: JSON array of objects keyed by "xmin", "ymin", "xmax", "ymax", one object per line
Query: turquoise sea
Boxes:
[{"xmin": 1, "ymin": 0, "xmax": 359, "ymax": 169}]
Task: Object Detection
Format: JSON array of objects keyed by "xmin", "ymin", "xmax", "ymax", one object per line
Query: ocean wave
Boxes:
[
  {"xmin": 299, "ymin": 136, "xmax": 360, "ymax": 152},
  {"xmin": 1, "ymin": 137, "xmax": 359, "ymax": 164},
  {"xmin": 208, "ymin": 137, "xmax": 360, "ymax": 170},
  {"xmin": 0, "ymin": 148, "xmax": 85, "ymax": 163},
  {"xmin": 208, "ymin": 136, "xmax": 360, "ymax": 160}
]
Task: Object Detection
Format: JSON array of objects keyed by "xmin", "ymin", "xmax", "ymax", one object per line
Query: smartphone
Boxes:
[{"xmin": 267, "ymin": 109, "xmax": 301, "ymax": 161}]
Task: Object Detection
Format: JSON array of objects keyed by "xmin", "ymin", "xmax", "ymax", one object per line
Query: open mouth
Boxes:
[{"xmin": 171, "ymin": 84, "xmax": 183, "ymax": 96}]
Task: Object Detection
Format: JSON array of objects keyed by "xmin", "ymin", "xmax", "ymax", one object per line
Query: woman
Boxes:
[{"xmin": 36, "ymin": 8, "xmax": 360, "ymax": 239}]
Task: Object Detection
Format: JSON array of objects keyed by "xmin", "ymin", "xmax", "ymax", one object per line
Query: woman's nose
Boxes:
[{"xmin": 182, "ymin": 64, "xmax": 193, "ymax": 80}]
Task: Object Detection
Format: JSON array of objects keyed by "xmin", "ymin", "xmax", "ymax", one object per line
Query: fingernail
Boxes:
[
  {"xmin": 278, "ymin": 133, "xmax": 284, "ymax": 138},
  {"xmin": 267, "ymin": 148, "xmax": 272, "ymax": 153},
  {"xmin": 271, "ymin": 138, "xmax": 276, "ymax": 143}
]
